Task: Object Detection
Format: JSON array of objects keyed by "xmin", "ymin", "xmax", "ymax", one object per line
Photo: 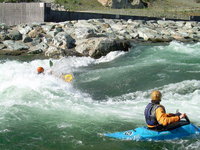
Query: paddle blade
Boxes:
[{"xmin": 49, "ymin": 60, "xmax": 53, "ymax": 67}]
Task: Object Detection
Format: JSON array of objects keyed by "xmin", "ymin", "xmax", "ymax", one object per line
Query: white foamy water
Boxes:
[{"xmin": 1, "ymin": 42, "xmax": 200, "ymax": 150}]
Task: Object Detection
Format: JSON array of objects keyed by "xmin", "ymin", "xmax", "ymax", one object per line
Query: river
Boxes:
[{"xmin": 0, "ymin": 41, "xmax": 200, "ymax": 150}]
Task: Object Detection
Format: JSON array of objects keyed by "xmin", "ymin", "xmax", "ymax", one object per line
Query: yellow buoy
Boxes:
[{"xmin": 63, "ymin": 74, "xmax": 73, "ymax": 82}]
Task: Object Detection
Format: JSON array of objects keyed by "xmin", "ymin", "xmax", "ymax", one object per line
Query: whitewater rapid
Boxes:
[{"xmin": 1, "ymin": 41, "xmax": 200, "ymax": 150}]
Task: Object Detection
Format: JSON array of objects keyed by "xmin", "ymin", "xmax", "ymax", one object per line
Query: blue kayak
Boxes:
[{"xmin": 104, "ymin": 124, "xmax": 200, "ymax": 141}]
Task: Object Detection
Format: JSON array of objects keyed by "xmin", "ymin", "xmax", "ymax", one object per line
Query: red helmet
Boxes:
[{"xmin": 37, "ymin": 67, "xmax": 44, "ymax": 74}]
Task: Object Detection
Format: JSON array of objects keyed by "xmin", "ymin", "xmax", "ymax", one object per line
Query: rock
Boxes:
[
  {"xmin": 22, "ymin": 35, "xmax": 33, "ymax": 43},
  {"xmin": 52, "ymin": 32, "xmax": 75, "ymax": 49},
  {"xmin": 41, "ymin": 24, "xmax": 54, "ymax": 32},
  {"xmin": 47, "ymin": 30, "xmax": 59, "ymax": 37},
  {"xmin": 157, "ymin": 20, "xmax": 175, "ymax": 27},
  {"xmin": 0, "ymin": 49, "xmax": 27, "ymax": 56},
  {"xmin": 109, "ymin": 0, "xmax": 147, "ymax": 9},
  {"xmin": 42, "ymin": 37, "xmax": 52, "ymax": 44},
  {"xmin": 75, "ymin": 37, "xmax": 131, "ymax": 58},
  {"xmin": 8, "ymin": 30, "xmax": 22, "ymax": 40},
  {"xmin": 184, "ymin": 22, "xmax": 197, "ymax": 29},
  {"xmin": 36, "ymin": 42, "xmax": 49, "ymax": 51},
  {"xmin": 176, "ymin": 21, "xmax": 186, "ymax": 27},
  {"xmin": 18, "ymin": 26, "xmax": 32, "ymax": 35},
  {"xmin": 28, "ymin": 49, "xmax": 43, "ymax": 54},
  {"xmin": 97, "ymin": 0, "xmax": 112, "ymax": 7},
  {"xmin": 0, "ymin": 32, "xmax": 10, "ymax": 41},
  {"xmin": 0, "ymin": 24, "xmax": 8, "ymax": 31},
  {"xmin": 137, "ymin": 27, "xmax": 158, "ymax": 41},
  {"xmin": 3, "ymin": 40, "xmax": 29, "ymax": 50},
  {"xmin": 28, "ymin": 27, "xmax": 44, "ymax": 38},
  {"xmin": 74, "ymin": 20, "xmax": 98, "ymax": 31},
  {"xmin": 55, "ymin": 27, "xmax": 63, "ymax": 32},
  {"xmin": 0, "ymin": 44, "xmax": 6, "ymax": 50},
  {"xmin": 45, "ymin": 46, "xmax": 65, "ymax": 59},
  {"xmin": 31, "ymin": 38, "xmax": 42, "ymax": 46},
  {"xmin": 131, "ymin": 0, "xmax": 148, "ymax": 8},
  {"xmin": 74, "ymin": 27, "xmax": 96, "ymax": 39}
]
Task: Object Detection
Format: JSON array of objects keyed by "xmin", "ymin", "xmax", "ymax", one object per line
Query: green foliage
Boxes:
[
  {"xmin": 54, "ymin": 0, "xmax": 102, "ymax": 11},
  {"xmin": 142, "ymin": 0, "xmax": 156, "ymax": 2},
  {"xmin": 196, "ymin": 0, "xmax": 200, "ymax": 3},
  {"xmin": 1, "ymin": 0, "xmax": 36, "ymax": 2}
]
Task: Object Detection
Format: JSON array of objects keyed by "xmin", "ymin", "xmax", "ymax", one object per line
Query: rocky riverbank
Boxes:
[{"xmin": 0, "ymin": 19, "xmax": 200, "ymax": 59}]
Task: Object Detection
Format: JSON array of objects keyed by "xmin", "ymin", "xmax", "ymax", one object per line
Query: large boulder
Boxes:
[
  {"xmin": 52, "ymin": 32, "xmax": 75, "ymax": 49},
  {"xmin": 8, "ymin": 30, "xmax": 22, "ymax": 40},
  {"xmin": 3, "ymin": 40, "xmax": 29, "ymax": 50},
  {"xmin": 97, "ymin": 0, "xmax": 112, "ymax": 7},
  {"xmin": 75, "ymin": 37, "xmax": 131, "ymax": 58},
  {"xmin": 28, "ymin": 27, "xmax": 44, "ymax": 38},
  {"xmin": 98, "ymin": 0, "xmax": 147, "ymax": 9},
  {"xmin": 45, "ymin": 46, "xmax": 82, "ymax": 58}
]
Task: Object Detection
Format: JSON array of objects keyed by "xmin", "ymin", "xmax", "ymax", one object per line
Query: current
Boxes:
[{"xmin": 0, "ymin": 41, "xmax": 200, "ymax": 150}]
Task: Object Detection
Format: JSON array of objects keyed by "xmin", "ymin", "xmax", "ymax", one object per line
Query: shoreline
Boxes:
[{"xmin": 0, "ymin": 19, "xmax": 200, "ymax": 59}]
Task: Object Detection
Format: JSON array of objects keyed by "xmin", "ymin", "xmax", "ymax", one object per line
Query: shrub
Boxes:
[{"xmin": 196, "ymin": 0, "xmax": 200, "ymax": 3}]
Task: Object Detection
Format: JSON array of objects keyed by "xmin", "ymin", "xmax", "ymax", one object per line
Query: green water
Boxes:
[{"xmin": 0, "ymin": 41, "xmax": 200, "ymax": 150}]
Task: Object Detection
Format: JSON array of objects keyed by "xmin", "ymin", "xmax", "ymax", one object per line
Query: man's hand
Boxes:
[{"xmin": 179, "ymin": 113, "xmax": 186, "ymax": 119}]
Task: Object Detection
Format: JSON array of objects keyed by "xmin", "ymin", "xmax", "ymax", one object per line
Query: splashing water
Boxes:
[{"xmin": 1, "ymin": 42, "xmax": 200, "ymax": 150}]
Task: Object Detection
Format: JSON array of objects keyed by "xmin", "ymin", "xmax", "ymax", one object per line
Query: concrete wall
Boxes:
[
  {"xmin": 190, "ymin": 16, "xmax": 200, "ymax": 21},
  {"xmin": 0, "ymin": 3, "xmax": 47, "ymax": 26},
  {"xmin": 46, "ymin": 10, "xmax": 160, "ymax": 22},
  {"xmin": 0, "ymin": 2, "xmax": 196, "ymax": 26}
]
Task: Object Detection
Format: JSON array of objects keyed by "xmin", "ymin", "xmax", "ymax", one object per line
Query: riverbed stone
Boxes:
[
  {"xmin": 36, "ymin": 42, "xmax": 49, "ymax": 51},
  {"xmin": 45, "ymin": 46, "xmax": 65, "ymax": 58},
  {"xmin": 0, "ymin": 24, "xmax": 8, "ymax": 31},
  {"xmin": 41, "ymin": 25, "xmax": 54, "ymax": 32},
  {"xmin": 22, "ymin": 35, "xmax": 33, "ymax": 43},
  {"xmin": 1, "ymin": 18, "xmax": 200, "ymax": 58},
  {"xmin": 0, "ymin": 44, "xmax": 6, "ymax": 50},
  {"xmin": 31, "ymin": 38, "xmax": 42, "ymax": 46},
  {"xmin": 52, "ymin": 32, "xmax": 75, "ymax": 49},
  {"xmin": 75, "ymin": 37, "xmax": 131, "ymax": 58},
  {"xmin": 28, "ymin": 27, "xmax": 44, "ymax": 38},
  {"xmin": 28, "ymin": 48, "xmax": 43, "ymax": 54},
  {"xmin": 18, "ymin": 26, "xmax": 32, "ymax": 35},
  {"xmin": 8, "ymin": 30, "xmax": 22, "ymax": 40},
  {"xmin": 3, "ymin": 40, "xmax": 29, "ymax": 50},
  {"xmin": 0, "ymin": 32, "xmax": 10, "ymax": 41},
  {"xmin": 74, "ymin": 27, "xmax": 96, "ymax": 39}
]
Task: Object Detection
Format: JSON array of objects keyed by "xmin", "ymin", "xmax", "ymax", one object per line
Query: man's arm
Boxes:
[{"xmin": 156, "ymin": 107, "xmax": 180, "ymax": 126}]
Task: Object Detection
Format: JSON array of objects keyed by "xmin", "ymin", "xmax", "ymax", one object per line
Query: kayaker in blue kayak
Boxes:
[{"xmin": 144, "ymin": 90, "xmax": 189, "ymax": 131}]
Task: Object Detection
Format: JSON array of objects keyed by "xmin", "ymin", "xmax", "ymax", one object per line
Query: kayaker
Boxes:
[
  {"xmin": 36, "ymin": 66, "xmax": 73, "ymax": 82},
  {"xmin": 144, "ymin": 90, "xmax": 189, "ymax": 131}
]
